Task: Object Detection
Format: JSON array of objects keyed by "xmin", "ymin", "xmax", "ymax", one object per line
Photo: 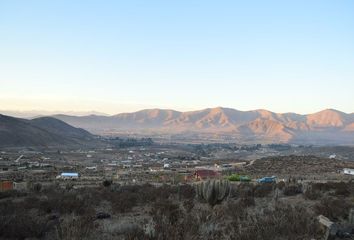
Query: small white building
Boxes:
[
  {"xmin": 343, "ymin": 168, "xmax": 354, "ymax": 175},
  {"xmin": 85, "ymin": 166, "xmax": 97, "ymax": 171},
  {"xmin": 329, "ymin": 154, "xmax": 336, "ymax": 159},
  {"xmin": 13, "ymin": 182, "xmax": 28, "ymax": 191},
  {"xmin": 57, "ymin": 172, "xmax": 79, "ymax": 180}
]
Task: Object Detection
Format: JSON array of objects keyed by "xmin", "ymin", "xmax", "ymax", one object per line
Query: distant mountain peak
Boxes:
[{"xmin": 307, "ymin": 108, "xmax": 348, "ymax": 127}]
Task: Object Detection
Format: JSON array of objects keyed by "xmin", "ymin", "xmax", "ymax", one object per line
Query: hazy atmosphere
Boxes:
[{"xmin": 1, "ymin": 0, "xmax": 354, "ymax": 114}]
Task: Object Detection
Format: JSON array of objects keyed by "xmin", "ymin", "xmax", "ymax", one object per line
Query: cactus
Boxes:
[
  {"xmin": 33, "ymin": 183, "xmax": 42, "ymax": 193},
  {"xmin": 349, "ymin": 208, "xmax": 354, "ymax": 224},
  {"xmin": 196, "ymin": 179, "xmax": 230, "ymax": 207}
]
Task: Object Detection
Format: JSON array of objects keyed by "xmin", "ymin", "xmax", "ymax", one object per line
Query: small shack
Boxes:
[
  {"xmin": 13, "ymin": 181, "xmax": 28, "ymax": 191},
  {"xmin": 343, "ymin": 168, "xmax": 354, "ymax": 175},
  {"xmin": 189, "ymin": 169, "xmax": 219, "ymax": 181},
  {"xmin": 0, "ymin": 180, "xmax": 13, "ymax": 191},
  {"xmin": 57, "ymin": 172, "xmax": 79, "ymax": 180}
]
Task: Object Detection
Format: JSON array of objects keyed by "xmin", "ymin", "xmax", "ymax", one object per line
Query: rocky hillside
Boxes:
[{"xmin": 0, "ymin": 114, "xmax": 99, "ymax": 147}]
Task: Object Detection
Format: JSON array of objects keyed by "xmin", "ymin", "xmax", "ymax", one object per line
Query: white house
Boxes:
[
  {"xmin": 85, "ymin": 166, "xmax": 97, "ymax": 170},
  {"xmin": 13, "ymin": 182, "xmax": 28, "ymax": 191},
  {"xmin": 57, "ymin": 172, "xmax": 79, "ymax": 180},
  {"xmin": 343, "ymin": 168, "xmax": 354, "ymax": 175}
]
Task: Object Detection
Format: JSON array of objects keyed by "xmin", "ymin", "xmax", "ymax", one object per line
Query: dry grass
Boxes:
[{"xmin": 1, "ymin": 180, "xmax": 353, "ymax": 239}]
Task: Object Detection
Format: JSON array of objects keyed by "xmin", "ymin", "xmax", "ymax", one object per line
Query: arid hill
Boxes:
[{"xmin": 0, "ymin": 114, "xmax": 98, "ymax": 147}]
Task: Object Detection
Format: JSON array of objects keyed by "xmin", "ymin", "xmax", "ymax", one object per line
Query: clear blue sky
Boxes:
[{"xmin": 0, "ymin": 0, "xmax": 353, "ymax": 114}]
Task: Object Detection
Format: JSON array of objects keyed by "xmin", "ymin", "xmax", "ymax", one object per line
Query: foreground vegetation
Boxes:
[{"xmin": 1, "ymin": 180, "xmax": 354, "ymax": 239}]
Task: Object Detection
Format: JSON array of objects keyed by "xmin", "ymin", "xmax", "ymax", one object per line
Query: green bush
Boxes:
[
  {"xmin": 227, "ymin": 174, "xmax": 241, "ymax": 181},
  {"xmin": 227, "ymin": 174, "xmax": 251, "ymax": 182}
]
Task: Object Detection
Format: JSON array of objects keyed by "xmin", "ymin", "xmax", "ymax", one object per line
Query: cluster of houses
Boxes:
[{"xmin": 2, "ymin": 151, "xmax": 354, "ymax": 192}]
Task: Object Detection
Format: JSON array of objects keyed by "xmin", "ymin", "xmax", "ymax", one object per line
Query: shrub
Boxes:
[
  {"xmin": 227, "ymin": 174, "xmax": 251, "ymax": 182},
  {"xmin": 121, "ymin": 226, "xmax": 148, "ymax": 240},
  {"xmin": 182, "ymin": 199, "xmax": 195, "ymax": 212},
  {"xmin": 152, "ymin": 200, "xmax": 181, "ymax": 225},
  {"xmin": 0, "ymin": 200, "xmax": 16, "ymax": 216},
  {"xmin": 332, "ymin": 182, "xmax": 350, "ymax": 197},
  {"xmin": 226, "ymin": 197, "xmax": 255, "ymax": 223},
  {"xmin": 22, "ymin": 196, "xmax": 41, "ymax": 210},
  {"xmin": 227, "ymin": 174, "xmax": 241, "ymax": 181},
  {"xmin": 276, "ymin": 181, "xmax": 286, "ymax": 190},
  {"xmin": 103, "ymin": 184, "xmax": 181, "ymax": 213},
  {"xmin": 304, "ymin": 182, "xmax": 351, "ymax": 200},
  {"xmin": 304, "ymin": 187, "xmax": 322, "ymax": 200},
  {"xmin": 156, "ymin": 184, "xmax": 178, "ymax": 200},
  {"xmin": 55, "ymin": 215, "xmax": 96, "ymax": 240},
  {"xmin": 283, "ymin": 184, "xmax": 302, "ymax": 196},
  {"xmin": 311, "ymin": 182, "xmax": 351, "ymax": 195},
  {"xmin": 0, "ymin": 190, "xmax": 26, "ymax": 200},
  {"xmin": 227, "ymin": 200, "xmax": 246, "ymax": 220},
  {"xmin": 253, "ymin": 183, "xmax": 274, "ymax": 198},
  {"xmin": 111, "ymin": 191, "xmax": 139, "ymax": 213},
  {"xmin": 240, "ymin": 196, "xmax": 255, "ymax": 207},
  {"xmin": 65, "ymin": 182, "xmax": 74, "ymax": 191},
  {"xmin": 102, "ymin": 179, "xmax": 112, "ymax": 187},
  {"xmin": 0, "ymin": 210, "xmax": 49, "ymax": 239},
  {"xmin": 39, "ymin": 191, "xmax": 95, "ymax": 216},
  {"xmin": 178, "ymin": 184, "xmax": 195, "ymax": 200},
  {"xmin": 228, "ymin": 203, "xmax": 321, "ymax": 240},
  {"xmin": 33, "ymin": 183, "xmax": 42, "ymax": 193},
  {"xmin": 314, "ymin": 197, "xmax": 352, "ymax": 221},
  {"xmin": 234, "ymin": 183, "xmax": 254, "ymax": 198},
  {"xmin": 151, "ymin": 200, "xmax": 184, "ymax": 240}
]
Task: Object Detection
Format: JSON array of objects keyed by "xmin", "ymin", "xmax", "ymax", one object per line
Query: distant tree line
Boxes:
[
  {"xmin": 267, "ymin": 144, "xmax": 291, "ymax": 151},
  {"xmin": 107, "ymin": 137, "xmax": 154, "ymax": 147},
  {"xmin": 190, "ymin": 143, "xmax": 304, "ymax": 154},
  {"xmin": 190, "ymin": 143, "xmax": 263, "ymax": 156}
]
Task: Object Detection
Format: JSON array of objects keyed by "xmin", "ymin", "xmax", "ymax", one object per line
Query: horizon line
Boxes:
[{"xmin": 1, "ymin": 106, "xmax": 353, "ymax": 117}]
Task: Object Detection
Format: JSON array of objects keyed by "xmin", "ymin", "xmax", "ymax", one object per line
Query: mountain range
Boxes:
[
  {"xmin": 0, "ymin": 110, "xmax": 109, "ymax": 119},
  {"xmin": 51, "ymin": 107, "xmax": 354, "ymax": 145},
  {"xmin": 0, "ymin": 114, "xmax": 98, "ymax": 147}
]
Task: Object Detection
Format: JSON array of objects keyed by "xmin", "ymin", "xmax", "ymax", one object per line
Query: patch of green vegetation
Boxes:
[{"xmin": 226, "ymin": 174, "xmax": 251, "ymax": 182}]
